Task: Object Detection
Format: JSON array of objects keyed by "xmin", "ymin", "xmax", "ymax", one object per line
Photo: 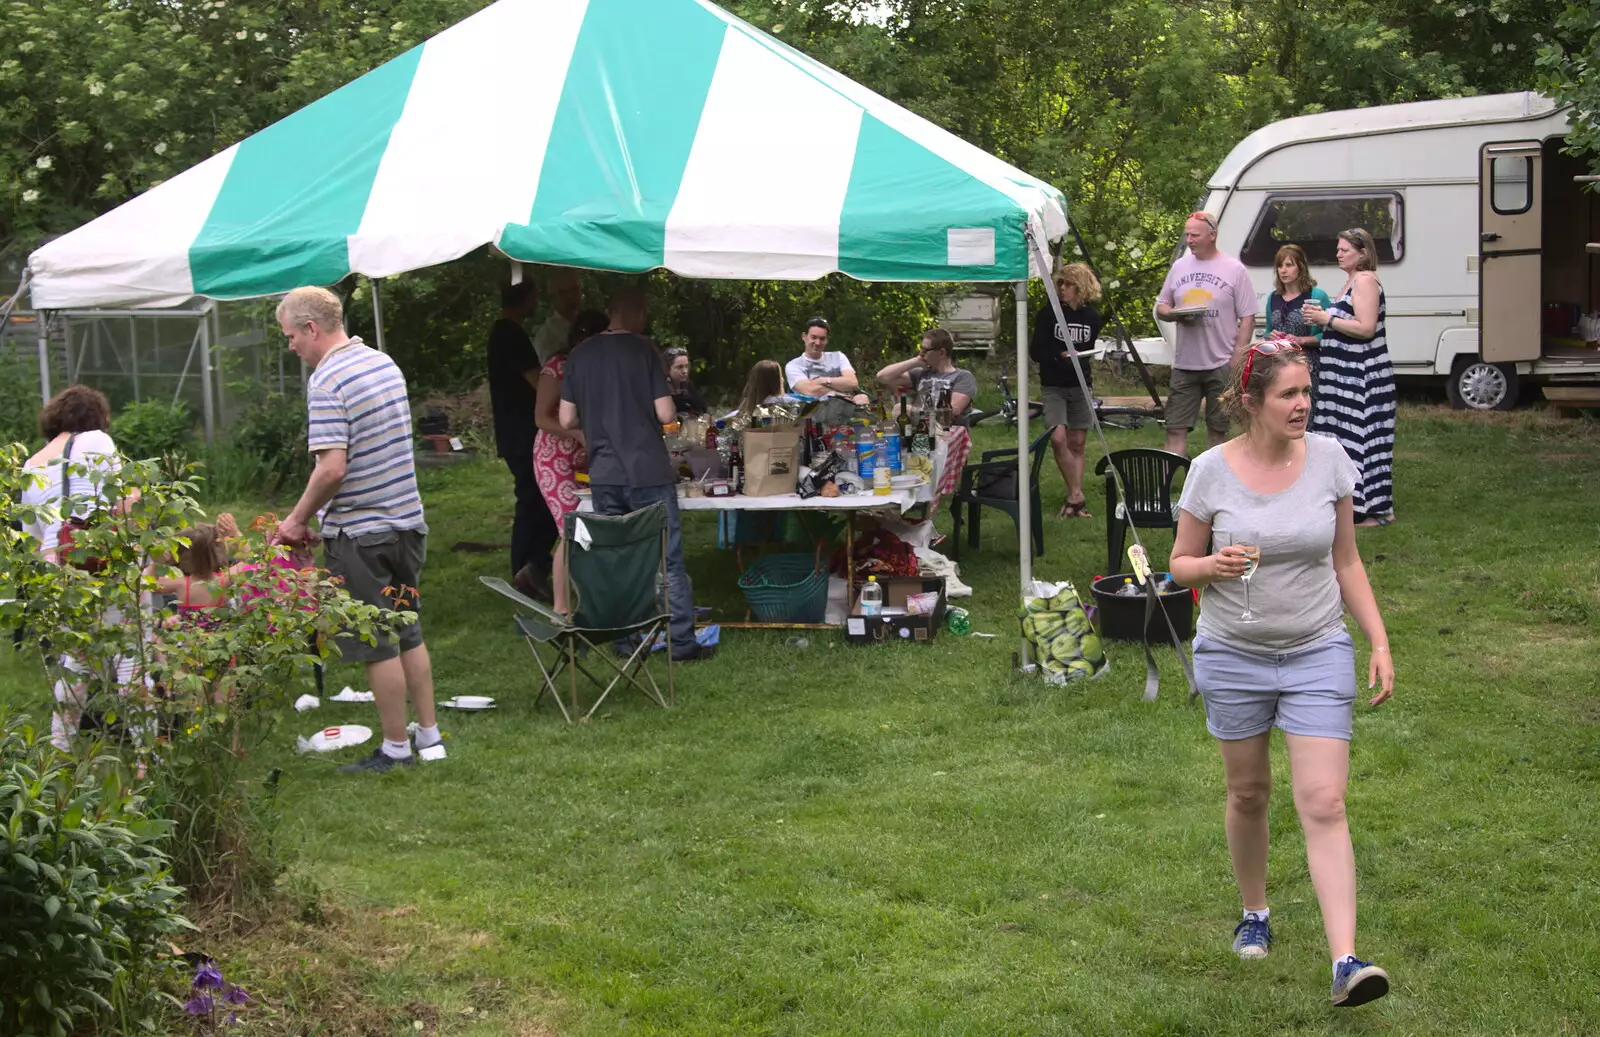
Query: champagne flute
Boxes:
[{"xmin": 1219, "ymin": 530, "xmax": 1262, "ymax": 623}]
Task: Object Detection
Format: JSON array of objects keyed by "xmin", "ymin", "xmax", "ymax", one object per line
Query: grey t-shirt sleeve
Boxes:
[
  {"xmin": 949, "ymin": 368, "xmax": 979, "ymax": 400},
  {"xmin": 1326, "ymin": 435, "xmax": 1359, "ymax": 499},
  {"xmin": 1177, "ymin": 447, "xmax": 1218, "ymax": 523}
]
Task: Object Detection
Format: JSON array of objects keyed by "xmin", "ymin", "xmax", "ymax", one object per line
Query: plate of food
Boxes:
[
  {"xmin": 890, "ymin": 473, "xmax": 928, "ymax": 490},
  {"xmin": 1168, "ymin": 304, "xmax": 1210, "ymax": 319}
]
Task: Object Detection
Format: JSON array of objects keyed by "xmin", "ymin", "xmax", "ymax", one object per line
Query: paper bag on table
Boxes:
[{"xmin": 741, "ymin": 427, "xmax": 801, "ymax": 496}]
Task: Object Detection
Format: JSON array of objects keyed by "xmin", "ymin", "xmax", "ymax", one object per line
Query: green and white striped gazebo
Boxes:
[
  {"xmin": 28, "ymin": 0, "xmax": 1065, "ymax": 586},
  {"xmin": 28, "ymin": 0, "xmax": 1065, "ymax": 306}
]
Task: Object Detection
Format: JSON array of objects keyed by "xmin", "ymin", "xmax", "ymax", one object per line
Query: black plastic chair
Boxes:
[
  {"xmin": 949, "ymin": 432, "xmax": 1051, "ymax": 560},
  {"xmin": 1093, "ymin": 448, "xmax": 1191, "ymax": 574}
]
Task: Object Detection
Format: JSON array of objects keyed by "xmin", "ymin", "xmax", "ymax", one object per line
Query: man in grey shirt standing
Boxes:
[{"xmin": 559, "ymin": 286, "xmax": 711, "ymax": 663}]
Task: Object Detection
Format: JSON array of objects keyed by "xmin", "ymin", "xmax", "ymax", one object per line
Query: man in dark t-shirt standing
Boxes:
[
  {"xmin": 560, "ymin": 287, "xmax": 709, "ymax": 663},
  {"xmin": 486, "ymin": 280, "xmax": 558, "ymax": 600}
]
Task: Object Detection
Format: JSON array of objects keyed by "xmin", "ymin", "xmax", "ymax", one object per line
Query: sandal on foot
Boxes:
[{"xmin": 1058, "ymin": 498, "xmax": 1093, "ymax": 520}]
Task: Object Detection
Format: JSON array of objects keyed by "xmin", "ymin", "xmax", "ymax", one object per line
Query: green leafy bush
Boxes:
[
  {"xmin": 0, "ymin": 355, "xmax": 41, "ymax": 448},
  {"xmin": 203, "ymin": 392, "xmax": 309, "ymax": 502},
  {"xmin": 1, "ymin": 451, "xmax": 410, "ymax": 910},
  {"xmin": 0, "ymin": 717, "xmax": 192, "ymax": 1037},
  {"xmin": 111, "ymin": 399, "xmax": 195, "ymax": 474}
]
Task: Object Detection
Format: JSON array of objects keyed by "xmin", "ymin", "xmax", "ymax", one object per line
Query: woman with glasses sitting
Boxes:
[{"xmin": 662, "ymin": 346, "xmax": 707, "ymax": 417}]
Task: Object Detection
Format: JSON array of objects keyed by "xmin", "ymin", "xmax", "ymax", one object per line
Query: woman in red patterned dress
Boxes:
[{"xmin": 533, "ymin": 310, "xmax": 609, "ymax": 614}]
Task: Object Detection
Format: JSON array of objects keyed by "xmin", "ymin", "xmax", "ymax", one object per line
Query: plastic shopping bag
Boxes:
[{"xmin": 1019, "ymin": 579, "xmax": 1108, "ymax": 685}]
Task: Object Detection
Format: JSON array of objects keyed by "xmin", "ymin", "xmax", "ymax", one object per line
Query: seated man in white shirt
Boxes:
[{"xmin": 784, "ymin": 318, "xmax": 868, "ymax": 405}]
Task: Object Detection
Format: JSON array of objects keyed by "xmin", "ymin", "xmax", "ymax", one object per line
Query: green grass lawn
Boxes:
[{"xmin": 5, "ymin": 401, "xmax": 1599, "ymax": 1036}]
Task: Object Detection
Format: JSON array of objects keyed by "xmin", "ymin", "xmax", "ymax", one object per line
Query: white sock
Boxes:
[
  {"xmin": 1243, "ymin": 907, "xmax": 1270, "ymax": 922},
  {"xmin": 1334, "ymin": 953, "xmax": 1359, "ymax": 977},
  {"xmin": 381, "ymin": 738, "xmax": 413, "ymax": 760},
  {"xmin": 413, "ymin": 724, "xmax": 441, "ymax": 750}
]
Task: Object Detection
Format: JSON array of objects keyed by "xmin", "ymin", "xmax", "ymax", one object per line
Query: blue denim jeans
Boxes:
[{"xmin": 589, "ymin": 483, "xmax": 695, "ymax": 657}]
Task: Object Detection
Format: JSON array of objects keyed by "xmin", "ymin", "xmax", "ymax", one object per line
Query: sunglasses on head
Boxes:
[
  {"xmin": 1187, "ymin": 211, "xmax": 1218, "ymax": 232},
  {"xmin": 1241, "ymin": 338, "xmax": 1301, "ymax": 388},
  {"xmin": 664, "ymin": 347, "xmax": 688, "ymax": 358}
]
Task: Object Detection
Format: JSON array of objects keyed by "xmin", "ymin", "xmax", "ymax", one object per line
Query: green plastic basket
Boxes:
[{"xmin": 737, "ymin": 553, "xmax": 830, "ymax": 624}]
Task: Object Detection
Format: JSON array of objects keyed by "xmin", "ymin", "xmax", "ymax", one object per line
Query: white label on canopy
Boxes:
[{"xmin": 947, "ymin": 228, "xmax": 996, "ymax": 266}]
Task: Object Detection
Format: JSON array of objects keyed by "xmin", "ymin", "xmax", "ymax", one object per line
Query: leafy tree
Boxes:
[{"xmin": 1539, "ymin": 0, "xmax": 1600, "ymax": 178}]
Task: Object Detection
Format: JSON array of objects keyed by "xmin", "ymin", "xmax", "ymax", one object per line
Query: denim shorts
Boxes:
[{"xmin": 1193, "ymin": 630, "xmax": 1357, "ymax": 741}]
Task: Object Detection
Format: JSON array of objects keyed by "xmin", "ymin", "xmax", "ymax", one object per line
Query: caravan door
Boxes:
[{"xmin": 1479, "ymin": 141, "xmax": 1543, "ymax": 363}]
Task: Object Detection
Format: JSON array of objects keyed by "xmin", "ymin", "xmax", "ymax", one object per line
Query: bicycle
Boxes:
[{"xmin": 964, "ymin": 360, "xmax": 1044, "ymax": 428}]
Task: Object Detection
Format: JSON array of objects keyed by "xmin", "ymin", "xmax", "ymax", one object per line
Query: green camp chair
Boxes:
[{"xmin": 480, "ymin": 502, "xmax": 675, "ymax": 722}]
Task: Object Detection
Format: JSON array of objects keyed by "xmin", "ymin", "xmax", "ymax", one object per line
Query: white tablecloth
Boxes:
[{"xmin": 577, "ymin": 488, "xmax": 919, "ymax": 515}]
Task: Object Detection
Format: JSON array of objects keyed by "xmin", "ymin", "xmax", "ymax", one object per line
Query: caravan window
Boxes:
[
  {"xmin": 1489, "ymin": 156, "xmax": 1532, "ymax": 215},
  {"xmin": 1240, "ymin": 193, "xmax": 1404, "ymax": 266}
]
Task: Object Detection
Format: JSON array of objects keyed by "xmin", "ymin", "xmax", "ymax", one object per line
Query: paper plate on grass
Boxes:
[
  {"xmin": 442, "ymin": 696, "xmax": 496, "ymax": 711},
  {"xmin": 301, "ymin": 725, "xmax": 373, "ymax": 752}
]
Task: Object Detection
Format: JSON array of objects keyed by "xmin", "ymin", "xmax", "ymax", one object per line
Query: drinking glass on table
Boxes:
[{"xmin": 1217, "ymin": 529, "xmax": 1261, "ymax": 623}]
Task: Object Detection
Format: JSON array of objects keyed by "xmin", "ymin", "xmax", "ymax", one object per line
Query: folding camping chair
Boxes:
[{"xmin": 480, "ymin": 502, "xmax": 675, "ymax": 722}]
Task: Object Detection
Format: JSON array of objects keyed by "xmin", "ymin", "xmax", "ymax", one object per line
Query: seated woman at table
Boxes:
[
  {"xmin": 664, "ymin": 346, "xmax": 708, "ymax": 416},
  {"xmin": 731, "ymin": 359, "xmax": 794, "ymax": 419}
]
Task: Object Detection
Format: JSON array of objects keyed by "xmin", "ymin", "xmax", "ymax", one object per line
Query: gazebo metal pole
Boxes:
[
  {"xmin": 1014, "ymin": 279, "xmax": 1032, "ymax": 669},
  {"xmin": 198, "ymin": 315, "xmax": 215, "ymax": 445},
  {"xmin": 36, "ymin": 314, "xmax": 50, "ymax": 402},
  {"xmin": 370, "ymin": 277, "xmax": 387, "ymax": 353}
]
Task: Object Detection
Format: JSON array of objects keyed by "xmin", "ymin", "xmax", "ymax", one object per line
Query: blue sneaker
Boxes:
[
  {"xmin": 1331, "ymin": 957, "xmax": 1390, "ymax": 1007},
  {"xmin": 1232, "ymin": 916, "xmax": 1272, "ymax": 959}
]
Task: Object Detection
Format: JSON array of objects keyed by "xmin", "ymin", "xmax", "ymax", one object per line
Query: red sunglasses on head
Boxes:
[{"xmin": 1241, "ymin": 337, "xmax": 1301, "ymax": 388}]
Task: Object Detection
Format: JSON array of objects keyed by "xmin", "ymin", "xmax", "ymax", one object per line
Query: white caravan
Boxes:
[{"xmin": 1146, "ymin": 92, "xmax": 1596, "ymax": 409}]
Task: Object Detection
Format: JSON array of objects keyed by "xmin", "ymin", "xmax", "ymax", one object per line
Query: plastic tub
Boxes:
[{"xmin": 1091, "ymin": 573, "xmax": 1194, "ymax": 643}]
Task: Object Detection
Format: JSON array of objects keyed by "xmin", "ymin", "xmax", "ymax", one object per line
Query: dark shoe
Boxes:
[
  {"xmin": 1331, "ymin": 957, "xmax": 1390, "ymax": 1007},
  {"xmin": 337, "ymin": 748, "xmax": 417, "ymax": 774},
  {"xmin": 671, "ymin": 644, "xmax": 717, "ymax": 664}
]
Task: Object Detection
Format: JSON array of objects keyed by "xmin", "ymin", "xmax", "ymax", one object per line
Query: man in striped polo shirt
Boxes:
[{"xmin": 276, "ymin": 286, "xmax": 440, "ymax": 774}]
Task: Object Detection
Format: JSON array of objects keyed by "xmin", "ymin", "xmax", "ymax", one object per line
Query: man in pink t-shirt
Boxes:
[{"xmin": 1156, "ymin": 211, "xmax": 1257, "ymax": 456}]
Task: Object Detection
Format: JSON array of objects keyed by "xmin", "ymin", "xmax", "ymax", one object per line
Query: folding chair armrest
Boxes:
[
  {"xmin": 978, "ymin": 446, "xmax": 1020, "ymax": 463},
  {"xmin": 479, "ymin": 575, "xmax": 569, "ymax": 627}
]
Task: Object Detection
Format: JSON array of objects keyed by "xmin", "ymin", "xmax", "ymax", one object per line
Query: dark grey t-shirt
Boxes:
[
  {"xmin": 909, "ymin": 366, "xmax": 979, "ymax": 409},
  {"xmin": 561, "ymin": 332, "xmax": 676, "ymax": 488},
  {"xmin": 1178, "ymin": 432, "xmax": 1359, "ymax": 652}
]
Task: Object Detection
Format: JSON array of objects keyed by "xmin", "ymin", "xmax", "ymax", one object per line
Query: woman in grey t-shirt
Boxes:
[{"xmin": 1170, "ymin": 342, "xmax": 1395, "ymax": 1008}]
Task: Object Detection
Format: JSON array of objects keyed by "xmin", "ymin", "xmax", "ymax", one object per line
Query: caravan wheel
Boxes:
[{"xmin": 1447, "ymin": 357, "xmax": 1520, "ymax": 411}]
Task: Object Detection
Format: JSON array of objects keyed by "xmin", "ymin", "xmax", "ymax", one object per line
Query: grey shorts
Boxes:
[
  {"xmin": 324, "ymin": 530, "xmax": 426, "ymax": 663},
  {"xmin": 1043, "ymin": 385, "xmax": 1093, "ymax": 431},
  {"xmin": 1166, "ymin": 366, "xmax": 1231, "ymax": 435},
  {"xmin": 1193, "ymin": 631, "xmax": 1357, "ymax": 741}
]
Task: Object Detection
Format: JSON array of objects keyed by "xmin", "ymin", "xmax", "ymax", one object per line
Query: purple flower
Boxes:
[
  {"xmin": 222, "ymin": 985, "xmax": 252, "ymax": 1006},
  {"xmin": 225, "ymin": 1013, "xmax": 240, "ymax": 1026},
  {"xmin": 192, "ymin": 959, "xmax": 225, "ymax": 991},
  {"xmin": 184, "ymin": 993, "xmax": 216, "ymax": 1016}
]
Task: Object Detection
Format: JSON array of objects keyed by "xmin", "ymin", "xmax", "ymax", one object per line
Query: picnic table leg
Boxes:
[{"xmin": 845, "ymin": 512, "xmax": 855, "ymax": 614}]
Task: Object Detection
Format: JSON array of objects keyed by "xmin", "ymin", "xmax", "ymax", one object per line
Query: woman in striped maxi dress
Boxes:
[{"xmin": 1301, "ymin": 228, "xmax": 1397, "ymax": 526}]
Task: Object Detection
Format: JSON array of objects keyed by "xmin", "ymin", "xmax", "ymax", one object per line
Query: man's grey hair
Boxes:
[{"xmin": 276, "ymin": 286, "xmax": 344, "ymax": 332}]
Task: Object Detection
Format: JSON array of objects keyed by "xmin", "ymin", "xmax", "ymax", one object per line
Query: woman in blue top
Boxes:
[{"xmin": 1263, "ymin": 244, "xmax": 1332, "ymax": 390}]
